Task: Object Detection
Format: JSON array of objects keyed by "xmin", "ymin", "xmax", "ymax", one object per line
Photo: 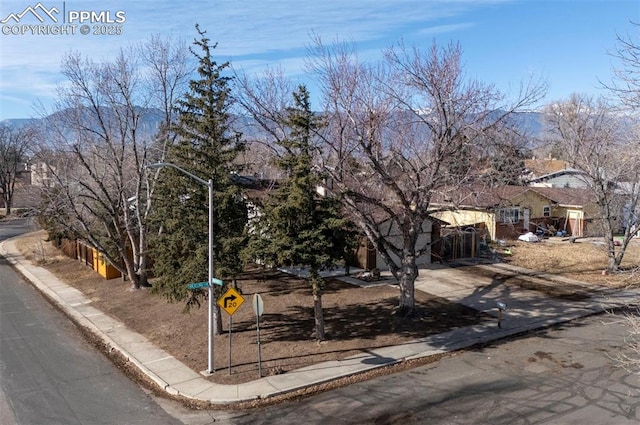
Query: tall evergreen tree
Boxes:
[
  {"xmin": 246, "ymin": 86, "xmax": 356, "ymax": 341},
  {"xmin": 149, "ymin": 25, "xmax": 247, "ymax": 332},
  {"xmin": 484, "ymin": 145, "xmax": 528, "ymax": 187}
]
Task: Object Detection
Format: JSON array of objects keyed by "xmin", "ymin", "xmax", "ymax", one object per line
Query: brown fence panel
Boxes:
[{"xmin": 433, "ymin": 229, "xmax": 480, "ymax": 262}]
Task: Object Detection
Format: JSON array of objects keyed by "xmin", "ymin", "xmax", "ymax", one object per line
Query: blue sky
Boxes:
[{"xmin": 0, "ymin": 0, "xmax": 638, "ymax": 120}]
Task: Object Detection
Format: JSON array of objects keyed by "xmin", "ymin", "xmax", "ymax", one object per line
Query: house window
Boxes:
[
  {"xmin": 499, "ymin": 208, "xmax": 520, "ymax": 224},
  {"xmin": 543, "ymin": 206, "xmax": 551, "ymax": 217}
]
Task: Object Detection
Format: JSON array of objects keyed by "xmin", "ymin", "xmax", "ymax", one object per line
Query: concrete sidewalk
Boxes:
[{"xmin": 2, "ymin": 236, "xmax": 638, "ymax": 405}]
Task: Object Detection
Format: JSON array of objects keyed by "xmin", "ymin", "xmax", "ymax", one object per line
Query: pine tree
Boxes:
[
  {"xmin": 484, "ymin": 145, "xmax": 528, "ymax": 187},
  {"xmin": 149, "ymin": 25, "xmax": 247, "ymax": 332},
  {"xmin": 246, "ymin": 86, "xmax": 356, "ymax": 340}
]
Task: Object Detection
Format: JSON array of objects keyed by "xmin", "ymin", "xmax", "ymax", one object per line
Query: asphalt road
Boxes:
[
  {"xmin": 219, "ymin": 313, "xmax": 640, "ymax": 425},
  {"xmin": 0, "ymin": 219, "xmax": 182, "ymax": 425}
]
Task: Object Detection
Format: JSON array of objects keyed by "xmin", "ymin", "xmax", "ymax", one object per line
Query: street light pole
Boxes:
[
  {"xmin": 147, "ymin": 162, "xmax": 216, "ymax": 373},
  {"xmin": 207, "ymin": 177, "xmax": 214, "ymax": 373}
]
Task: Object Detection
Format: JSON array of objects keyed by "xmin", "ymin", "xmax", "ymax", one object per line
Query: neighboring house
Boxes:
[
  {"xmin": 312, "ymin": 176, "xmax": 440, "ymax": 270},
  {"xmin": 354, "ymin": 217, "xmax": 436, "ymax": 271},
  {"xmin": 526, "ymin": 168, "xmax": 589, "ymax": 189},
  {"xmin": 431, "ymin": 185, "xmax": 598, "ymax": 241},
  {"xmin": 523, "ymin": 158, "xmax": 571, "ymax": 179},
  {"xmin": 234, "ymin": 174, "xmax": 279, "ymax": 232},
  {"xmin": 30, "ymin": 161, "xmax": 56, "ymax": 187},
  {"xmin": 616, "ymin": 181, "xmax": 640, "ymax": 236},
  {"xmin": 523, "ymin": 158, "xmax": 591, "ymax": 188}
]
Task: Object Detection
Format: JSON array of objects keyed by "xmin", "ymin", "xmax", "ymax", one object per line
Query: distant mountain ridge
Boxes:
[{"xmin": 2, "ymin": 108, "xmax": 548, "ymax": 142}]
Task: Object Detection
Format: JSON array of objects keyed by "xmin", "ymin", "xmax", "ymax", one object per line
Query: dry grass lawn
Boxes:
[{"xmin": 503, "ymin": 237, "xmax": 640, "ymax": 287}]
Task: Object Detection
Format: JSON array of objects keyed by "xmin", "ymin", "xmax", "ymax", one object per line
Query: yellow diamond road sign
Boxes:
[{"xmin": 217, "ymin": 287, "xmax": 245, "ymax": 316}]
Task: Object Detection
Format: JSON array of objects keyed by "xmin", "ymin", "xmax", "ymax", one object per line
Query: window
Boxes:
[
  {"xmin": 499, "ymin": 208, "xmax": 520, "ymax": 224},
  {"xmin": 543, "ymin": 206, "xmax": 551, "ymax": 217}
]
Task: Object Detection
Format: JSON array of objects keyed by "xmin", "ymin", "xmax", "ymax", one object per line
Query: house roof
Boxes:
[
  {"xmin": 527, "ymin": 168, "xmax": 585, "ymax": 183},
  {"xmin": 232, "ymin": 175, "xmax": 280, "ymax": 204},
  {"xmin": 524, "ymin": 158, "xmax": 571, "ymax": 177},
  {"xmin": 528, "ymin": 186, "xmax": 594, "ymax": 208},
  {"xmin": 432, "ymin": 185, "xmax": 530, "ymax": 209},
  {"xmin": 431, "ymin": 185, "xmax": 595, "ymax": 209}
]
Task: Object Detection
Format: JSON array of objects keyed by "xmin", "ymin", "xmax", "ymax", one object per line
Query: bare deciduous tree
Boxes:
[
  {"xmin": 545, "ymin": 94, "xmax": 640, "ymax": 272},
  {"xmin": 135, "ymin": 34, "xmax": 192, "ymax": 287},
  {"xmin": 603, "ymin": 22, "xmax": 640, "ymax": 113},
  {"xmin": 38, "ymin": 35, "xmax": 192, "ymax": 289},
  {"xmin": 232, "ymin": 66, "xmax": 295, "ymax": 179},
  {"xmin": 309, "ymin": 39, "xmax": 545, "ymax": 316},
  {"xmin": 0, "ymin": 123, "xmax": 35, "ymax": 215},
  {"xmin": 599, "ymin": 24, "xmax": 640, "ymax": 372}
]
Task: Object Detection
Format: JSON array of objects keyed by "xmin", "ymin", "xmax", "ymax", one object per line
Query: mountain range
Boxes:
[{"xmin": 2, "ymin": 109, "xmax": 547, "ymax": 143}]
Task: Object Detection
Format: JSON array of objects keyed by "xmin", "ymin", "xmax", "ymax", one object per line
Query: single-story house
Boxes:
[
  {"xmin": 354, "ymin": 216, "xmax": 437, "ymax": 270},
  {"xmin": 431, "ymin": 185, "xmax": 598, "ymax": 241}
]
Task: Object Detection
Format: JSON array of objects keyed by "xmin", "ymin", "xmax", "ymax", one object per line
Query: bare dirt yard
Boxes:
[{"xmin": 11, "ymin": 231, "xmax": 640, "ymax": 386}]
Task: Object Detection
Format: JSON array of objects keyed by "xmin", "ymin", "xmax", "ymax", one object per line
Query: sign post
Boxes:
[
  {"xmin": 217, "ymin": 288, "xmax": 245, "ymax": 375},
  {"xmin": 252, "ymin": 294, "xmax": 265, "ymax": 377},
  {"xmin": 186, "ymin": 277, "xmax": 223, "ymax": 373}
]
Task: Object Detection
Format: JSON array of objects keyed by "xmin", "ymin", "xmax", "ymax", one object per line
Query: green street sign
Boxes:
[{"xmin": 187, "ymin": 278, "xmax": 223, "ymax": 290}]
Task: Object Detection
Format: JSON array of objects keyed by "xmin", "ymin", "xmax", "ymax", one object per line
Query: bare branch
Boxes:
[{"xmin": 308, "ymin": 36, "xmax": 546, "ymax": 314}]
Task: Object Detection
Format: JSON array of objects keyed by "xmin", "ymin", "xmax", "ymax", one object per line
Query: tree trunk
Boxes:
[
  {"xmin": 607, "ymin": 236, "xmax": 630, "ymax": 272},
  {"xmin": 137, "ymin": 224, "xmax": 150, "ymax": 287},
  {"xmin": 397, "ymin": 257, "xmax": 418, "ymax": 317},
  {"xmin": 604, "ymin": 234, "xmax": 620, "ymax": 273},
  {"xmin": 137, "ymin": 258, "xmax": 149, "ymax": 287},
  {"xmin": 113, "ymin": 229, "xmax": 140, "ymax": 290},
  {"xmin": 607, "ymin": 255, "xmax": 618, "ymax": 272},
  {"xmin": 311, "ymin": 273, "xmax": 326, "ymax": 341},
  {"xmin": 4, "ymin": 197, "xmax": 11, "ymax": 216},
  {"xmin": 214, "ymin": 303, "xmax": 223, "ymax": 335},
  {"xmin": 122, "ymin": 194, "xmax": 143, "ymax": 289},
  {"xmin": 313, "ymin": 292, "xmax": 326, "ymax": 341},
  {"xmin": 124, "ymin": 254, "xmax": 140, "ymax": 289}
]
